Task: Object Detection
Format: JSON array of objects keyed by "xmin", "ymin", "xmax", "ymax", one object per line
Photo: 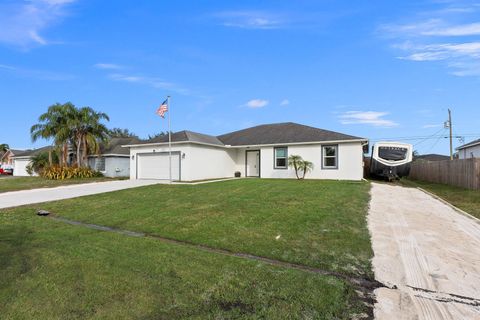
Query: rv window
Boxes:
[
  {"xmin": 378, "ymin": 147, "xmax": 407, "ymax": 161},
  {"xmin": 322, "ymin": 145, "xmax": 338, "ymax": 169}
]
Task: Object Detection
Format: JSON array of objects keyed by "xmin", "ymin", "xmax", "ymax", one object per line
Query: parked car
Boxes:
[{"xmin": 0, "ymin": 164, "xmax": 13, "ymax": 175}]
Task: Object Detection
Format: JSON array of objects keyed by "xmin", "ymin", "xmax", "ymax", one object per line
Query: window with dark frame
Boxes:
[
  {"xmin": 274, "ymin": 147, "xmax": 287, "ymax": 169},
  {"xmin": 322, "ymin": 145, "xmax": 338, "ymax": 169}
]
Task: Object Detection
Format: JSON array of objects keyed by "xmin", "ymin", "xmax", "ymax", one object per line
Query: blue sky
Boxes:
[{"xmin": 1, "ymin": 0, "xmax": 480, "ymax": 155}]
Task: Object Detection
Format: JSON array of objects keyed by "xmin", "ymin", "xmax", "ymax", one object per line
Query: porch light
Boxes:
[
  {"xmin": 131, "ymin": 155, "xmax": 134, "ymax": 160},
  {"xmin": 182, "ymin": 153, "xmax": 186, "ymax": 159}
]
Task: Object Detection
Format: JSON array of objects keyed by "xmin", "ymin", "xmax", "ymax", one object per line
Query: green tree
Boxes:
[
  {"xmin": 108, "ymin": 128, "xmax": 138, "ymax": 138},
  {"xmin": 0, "ymin": 144, "xmax": 9, "ymax": 152},
  {"xmin": 299, "ymin": 160, "xmax": 314, "ymax": 179},
  {"xmin": 70, "ymin": 106, "xmax": 110, "ymax": 167},
  {"xmin": 31, "ymin": 102, "xmax": 76, "ymax": 166},
  {"xmin": 26, "ymin": 150, "xmax": 60, "ymax": 176},
  {"xmin": 288, "ymin": 155, "xmax": 303, "ymax": 180}
]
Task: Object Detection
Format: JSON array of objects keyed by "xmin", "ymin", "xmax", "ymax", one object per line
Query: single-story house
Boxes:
[
  {"xmin": 1, "ymin": 149, "xmax": 25, "ymax": 165},
  {"xmin": 414, "ymin": 154, "xmax": 450, "ymax": 162},
  {"xmin": 88, "ymin": 137, "xmax": 140, "ymax": 177},
  {"xmin": 124, "ymin": 122, "xmax": 368, "ymax": 181},
  {"xmin": 457, "ymin": 139, "xmax": 480, "ymax": 159},
  {"xmin": 12, "ymin": 146, "xmax": 53, "ymax": 176}
]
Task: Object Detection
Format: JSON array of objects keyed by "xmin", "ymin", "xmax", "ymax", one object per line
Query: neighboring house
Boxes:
[
  {"xmin": 88, "ymin": 137, "xmax": 140, "ymax": 177},
  {"xmin": 457, "ymin": 139, "xmax": 480, "ymax": 159},
  {"xmin": 12, "ymin": 146, "xmax": 53, "ymax": 176},
  {"xmin": 1, "ymin": 149, "xmax": 25, "ymax": 165},
  {"xmin": 414, "ymin": 154, "xmax": 450, "ymax": 162},
  {"xmin": 124, "ymin": 122, "xmax": 368, "ymax": 181}
]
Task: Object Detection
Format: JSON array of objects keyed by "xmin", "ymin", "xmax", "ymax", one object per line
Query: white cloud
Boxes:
[
  {"xmin": 245, "ymin": 99, "xmax": 269, "ymax": 108},
  {"xmin": 94, "ymin": 63, "xmax": 123, "ymax": 70},
  {"xmin": 0, "ymin": 0, "xmax": 76, "ymax": 48},
  {"xmin": 380, "ymin": 3, "xmax": 480, "ymax": 76},
  {"xmin": 399, "ymin": 42, "xmax": 480, "ymax": 61},
  {"xmin": 108, "ymin": 73, "xmax": 189, "ymax": 95},
  {"xmin": 339, "ymin": 111, "xmax": 399, "ymax": 128},
  {"xmin": 280, "ymin": 99, "xmax": 290, "ymax": 106},
  {"xmin": 214, "ymin": 11, "xmax": 284, "ymax": 29}
]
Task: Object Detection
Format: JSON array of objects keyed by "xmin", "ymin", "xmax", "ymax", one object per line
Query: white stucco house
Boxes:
[
  {"xmin": 457, "ymin": 139, "xmax": 480, "ymax": 159},
  {"xmin": 124, "ymin": 122, "xmax": 368, "ymax": 181},
  {"xmin": 88, "ymin": 137, "xmax": 140, "ymax": 177},
  {"xmin": 11, "ymin": 146, "xmax": 52, "ymax": 176}
]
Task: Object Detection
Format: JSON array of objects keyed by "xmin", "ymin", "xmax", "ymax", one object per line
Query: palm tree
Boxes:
[
  {"xmin": 70, "ymin": 107, "xmax": 110, "ymax": 167},
  {"xmin": 299, "ymin": 160, "xmax": 314, "ymax": 179},
  {"xmin": 0, "ymin": 144, "xmax": 9, "ymax": 152},
  {"xmin": 288, "ymin": 155, "xmax": 303, "ymax": 179},
  {"xmin": 31, "ymin": 103, "xmax": 76, "ymax": 166}
]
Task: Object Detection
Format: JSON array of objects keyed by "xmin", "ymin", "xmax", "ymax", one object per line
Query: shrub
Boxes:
[{"xmin": 41, "ymin": 165, "xmax": 103, "ymax": 180}]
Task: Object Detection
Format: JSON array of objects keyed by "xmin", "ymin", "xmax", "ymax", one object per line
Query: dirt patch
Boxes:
[{"xmin": 368, "ymin": 183, "xmax": 480, "ymax": 319}]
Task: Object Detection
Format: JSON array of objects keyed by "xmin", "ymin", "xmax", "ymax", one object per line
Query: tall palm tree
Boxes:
[
  {"xmin": 0, "ymin": 144, "xmax": 9, "ymax": 152},
  {"xmin": 31, "ymin": 103, "xmax": 76, "ymax": 166},
  {"xmin": 70, "ymin": 107, "xmax": 110, "ymax": 167}
]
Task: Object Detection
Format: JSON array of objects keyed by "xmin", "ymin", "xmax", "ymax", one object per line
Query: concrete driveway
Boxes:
[
  {"xmin": 369, "ymin": 183, "xmax": 480, "ymax": 319},
  {"xmin": 0, "ymin": 179, "xmax": 163, "ymax": 209}
]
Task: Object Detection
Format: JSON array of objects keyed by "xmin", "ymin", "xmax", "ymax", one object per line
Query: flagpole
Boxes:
[{"xmin": 167, "ymin": 96, "xmax": 172, "ymax": 184}]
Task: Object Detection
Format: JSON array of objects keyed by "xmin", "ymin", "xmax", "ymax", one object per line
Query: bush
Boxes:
[
  {"xmin": 234, "ymin": 171, "xmax": 241, "ymax": 177},
  {"xmin": 41, "ymin": 166, "xmax": 103, "ymax": 180}
]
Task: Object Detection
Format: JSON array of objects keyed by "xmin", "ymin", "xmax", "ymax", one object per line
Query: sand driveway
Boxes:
[{"xmin": 368, "ymin": 183, "xmax": 480, "ymax": 319}]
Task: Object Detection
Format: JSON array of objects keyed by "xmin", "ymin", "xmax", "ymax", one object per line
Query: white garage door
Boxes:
[{"xmin": 137, "ymin": 153, "xmax": 180, "ymax": 180}]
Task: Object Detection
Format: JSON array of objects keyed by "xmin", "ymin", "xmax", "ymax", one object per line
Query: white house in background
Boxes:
[
  {"xmin": 124, "ymin": 122, "xmax": 368, "ymax": 181},
  {"xmin": 11, "ymin": 146, "xmax": 53, "ymax": 176},
  {"xmin": 457, "ymin": 139, "xmax": 480, "ymax": 159},
  {"xmin": 88, "ymin": 137, "xmax": 140, "ymax": 177}
]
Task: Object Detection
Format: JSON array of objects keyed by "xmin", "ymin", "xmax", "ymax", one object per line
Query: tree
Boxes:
[
  {"xmin": 288, "ymin": 155, "xmax": 303, "ymax": 180},
  {"xmin": 299, "ymin": 160, "xmax": 314, "ymax": 179},
  {"xmin": 288, "ymin": 155, "xmax": 314, "ymax": 180},
  {"xmin": 108, "ymin": 128, "xmax": 138, "ymax": 138},
  {"xmin": 0, "ymin": 144, "xmax": 9, "ymax": 152},
  {"xmin": 70, "ymin": 106, "xmax": 110, "ymax": 167},
  {"xmin": 31, "ymin": 102, "xmax": 76, "ymax": 166},
  {"xmin": 26, "ymin": 151, "xmax": 59, "ymax": 175},
  {"xmin": 147, "ymin": 131, "xmax": 170, "ymax": 140}
]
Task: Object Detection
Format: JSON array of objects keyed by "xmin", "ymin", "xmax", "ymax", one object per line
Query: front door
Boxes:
[{"xmin": 246, "ymin": 150, "xmax": 260, "ymax": 177}]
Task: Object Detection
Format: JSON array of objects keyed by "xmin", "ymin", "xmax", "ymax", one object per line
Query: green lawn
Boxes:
[
  {"xmin": 0, "ymin": 179, "xmax": 373, "ymax": 319},
  {"xmin": 0, "ymin": 176, "xmax": 124, "ymax": 193},
  {"xmin": 399, "ymin": 178, "xmax": 480, "ymax": 219}
]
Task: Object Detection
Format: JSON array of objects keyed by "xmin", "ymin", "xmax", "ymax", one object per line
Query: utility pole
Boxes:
[{"xmin": 448, "ymin": 108, "xmax": 453, "ymax": 160}]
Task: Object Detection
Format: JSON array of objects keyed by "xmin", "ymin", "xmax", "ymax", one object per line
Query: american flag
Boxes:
[{"xmin": 156, "ymin": 99, "xmax": 168, "ymax": 118}]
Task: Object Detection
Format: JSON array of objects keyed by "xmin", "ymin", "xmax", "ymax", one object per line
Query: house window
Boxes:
[
  {"xmin": 322, "ymin": 145, "xmax": 338, "ymax": 169},
  {"xmin": 274, "ymin": 147, "xmax": 288, "ymax": 169},
  {"xmin": 96, "ymin": 157, "xmax": 106, "ymax": 172}
]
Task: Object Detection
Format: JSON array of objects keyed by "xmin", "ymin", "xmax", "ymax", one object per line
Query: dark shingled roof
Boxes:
[
  {"xmin": 14, "ymin": 146, "xmax": 53, "ymax": 158},
  {"xmin": 145, "ymin": 130, "xmax": 224, "ymax": 146},
  {"xmin": 457, "ymin": 138, "xmax": 480, "ymax": 150},
  {"xmin": 414, "ymin": 154, "xmax": 450, "ymax": 162},
  {"xmin": 217, "ymin": 122, "xmax": 365, "ymax": 146},
  {"xmin": 100, "ymin": 137, "xmax": 141, "ymax": 155}
]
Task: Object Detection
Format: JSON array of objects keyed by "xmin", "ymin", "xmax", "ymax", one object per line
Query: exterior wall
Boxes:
[
  {"xmin": 459, "ymin": 145, "xmax": 480, "ymax": 159},
  {"xmin": 129, "ymin": 141, "xmax": 365, "ymax": 181},
  {"xmin": 13, "ymin": 158, "xmax": 34, "ymax": 176},
  {"xmin": 185, "ymin": 144, "xmax": 236, "ymax": 181},
  {"xmin": 234, "ymin": 142, "xmax": 364, "ymax": 180},
  {"xmin": 129, "ymin": 143, "xmax": 236, "ymax": 181},
  {"xmin": 89, "ymin": 156, "xmax": 130, "ymax": 178}
]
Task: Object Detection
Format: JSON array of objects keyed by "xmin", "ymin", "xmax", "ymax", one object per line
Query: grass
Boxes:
[
  {"xmin": 0, "ymin": 176, "xmax": 124, "ymax": 193},
  {"xmin": 0, "ymin": 179, "xmax": 373, "ymax": 319},
  {"xmin": 399, "ymin": 178, "xmax": 480, "ymax": 219}
]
